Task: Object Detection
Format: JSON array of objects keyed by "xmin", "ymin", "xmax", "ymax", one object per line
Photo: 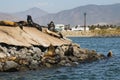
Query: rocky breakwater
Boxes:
[{"xmin": 0, "ymin": 26, "xmax": 106, "ymax": 72}]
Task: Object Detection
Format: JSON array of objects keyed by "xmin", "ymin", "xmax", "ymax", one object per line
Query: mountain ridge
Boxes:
[
  {"xmin": 0, "ymin": 3, "xmax": 120, "ymax": 25},
  {"xmin": 14, "ymin": 7, "xmax": 48, "ymax": 20},
  {"xmin": 35, "ymin": 3, "xmax": 120, "ymax": 25}
]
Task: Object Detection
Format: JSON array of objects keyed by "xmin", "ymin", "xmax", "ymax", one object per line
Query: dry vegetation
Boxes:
[{"xmin": 61, "ymin": 28, "xmax": 120, "ymax": 37}]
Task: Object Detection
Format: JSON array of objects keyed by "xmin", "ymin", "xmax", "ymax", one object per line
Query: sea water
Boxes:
[{"xmin": 0, "ymin": 37, "xmax": 120, "ymax": 80}]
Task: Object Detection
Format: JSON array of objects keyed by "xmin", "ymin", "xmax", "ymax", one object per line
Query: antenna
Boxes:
[{"xmin": 84, "ymin": 12, "xmax": 87, "ymax": 32}]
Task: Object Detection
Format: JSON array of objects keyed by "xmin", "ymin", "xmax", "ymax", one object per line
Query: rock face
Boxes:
[
  {"xmin": 0, "ymin": 26, "xmax": 71, "ymax": 47},
  {"xmin": 0, "ymin": 43, "xmax": 106, "ymax": 72},
  {"xmin": 0, "ymin": 26, "xmax": 106, "ymax": 72}
]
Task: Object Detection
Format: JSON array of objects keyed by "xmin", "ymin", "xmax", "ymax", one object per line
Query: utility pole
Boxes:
[{"xmin": 84, "ymin": 12, "xmax": 87, "ymax": 32}]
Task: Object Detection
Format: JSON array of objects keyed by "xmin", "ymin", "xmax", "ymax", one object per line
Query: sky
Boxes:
[{"xmin": 0, "ymin": 0, "xmax": 120, "ymax": 13}]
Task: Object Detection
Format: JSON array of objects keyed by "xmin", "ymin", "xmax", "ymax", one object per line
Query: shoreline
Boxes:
[
  {"xmin": 61, "ymin": 29, "xmax": 120, "ymax": 37},
  {"xmin": 0, "ymin": 42, "xmax": 106, "ymax": 72}
]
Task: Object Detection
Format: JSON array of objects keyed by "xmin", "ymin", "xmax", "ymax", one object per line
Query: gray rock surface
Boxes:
[{"xmin": 0, "ymin": 43, "xmax": 106, "ymax": 72}]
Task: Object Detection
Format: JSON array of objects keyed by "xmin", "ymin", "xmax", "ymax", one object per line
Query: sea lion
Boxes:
[
  {"xmin": 43, "ymin": 44, "xmax": 55, "ymax": 57},
  {"xmin": 0, "ymin": 56, "xmax": 16, "ymax": 63},
  {"xmin": 27, "ymin": 15, "xmax": 42, "ymax": 31},
  {"xmin": 17, "ymin": 21, "xmax": 28, "ymax": 26},
  {"xmin": 16, "ymin": 21, "xmax": 28, "ymax": 29},
  {"xmin": 0, "ymin": 20, "xmax": 18, "ymax": 27},
  {"xmin": 27, "ymin": 15, "xmax": 34, "ymax": 27},
  {"xmin": 64, "ymin": 43, "xmax": 74, "ymax": 56},
  {"xmin": 107, "ymin": 50, "xmax": 113, "ymax": 57},
  {"xmin": 45, "ymin": 29, "xmax": 61, "ymax": 38},
  {"xmin": 48, "ymin": 21, "xmax": 56, "ymax": 32}
]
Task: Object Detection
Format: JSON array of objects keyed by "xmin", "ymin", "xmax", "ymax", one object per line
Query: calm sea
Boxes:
[{"xmin": 0, "ymin": 37, "xmax": 120, "ymax": 80}]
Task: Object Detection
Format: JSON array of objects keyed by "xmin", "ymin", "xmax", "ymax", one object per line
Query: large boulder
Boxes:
[
  {"xmin": 3, "ymin": 61, "xmax": 19, "ymax": 72},
  {"xmin": 0, "ymin": 62, "xmax": 3, "ymax": 71},
  {"xmin": 0, "ymin": 52, "xmax": 6, "ymax": 58}
]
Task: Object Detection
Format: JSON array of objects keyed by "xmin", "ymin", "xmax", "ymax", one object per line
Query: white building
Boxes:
[
  {"xmin": 55, "ymin": 24, "xmax": 65, "ymax": 31},
  {"xmin": 72, "ymin": 25, "xmax": 89, "ymax": 31}
]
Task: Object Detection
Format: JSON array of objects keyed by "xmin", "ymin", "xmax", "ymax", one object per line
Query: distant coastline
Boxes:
[{"xmin": 61, "ymin": 29, "xmax": 120, "ymax": 37}]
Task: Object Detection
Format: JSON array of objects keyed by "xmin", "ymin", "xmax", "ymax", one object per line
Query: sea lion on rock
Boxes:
[
  {"xmin": 47, "ymin": 21, "xmax": 56, "ymax": 32},
  {"xmin": 0, "ymin": 56, "xmax": 16, "ymax": 63},
  {"xmin": 42, "ymin": 44, "xmax": 61, "ymax": 64},
  {"xmin": 43, "ymin": 44, "xmax": 55, "ymax": 57},
  {"xmin": 16, "ymin": 21, "xmax": 28, "ymax": 29},
  {"xmin": 0, "ymin": 20, "xmax": 26, "ymax": 30},
  {"xmin": 27, "ymin": 15, "xmax": 42, "ymax": 31},
  {"xmin": 64, "ymin": 43, "xmax": 74, "ymax": 56},
  {"xmin": 45, "ymin": 29, "xmax": 61, "ymax": 38},
  {"xmin": 17, "ymin": 21, "xmax": 28, "ymax": 26},
  {"xmin": 0, "ymin": 20, "xmax": 18, "ymax": 27},
  {"xmin": 27, "ymin": 15, "xmax": 34, "ymax": 27}
]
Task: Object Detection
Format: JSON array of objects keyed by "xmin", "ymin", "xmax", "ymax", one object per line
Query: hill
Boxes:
[
  {"xmin": 0, "ymin": 12, "xmax": 21, "ymax": 21},
  {"xmin": 35, "ymin": 3, "xmax": 120, "ymax": 25},
  {"xmin": 0, "ymin": 3, "xmax": 120, "ymax": 25},
  {"xmin": 14, "ymin": 7, "xmax": 48, "ymax": 20}
]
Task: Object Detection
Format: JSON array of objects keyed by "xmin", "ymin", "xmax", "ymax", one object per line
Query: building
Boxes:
[
  {"xmin": 72, "ymin": 25, "xmax": 89, "ymax": 31},
  {"xmin": 55, "ymin": 24, "xmax": 65, "ymax": 31}
]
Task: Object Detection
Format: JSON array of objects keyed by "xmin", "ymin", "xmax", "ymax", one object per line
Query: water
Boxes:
[{"xmin": 0, "ymin": 37, "xmax": 120, "ymax": 80}]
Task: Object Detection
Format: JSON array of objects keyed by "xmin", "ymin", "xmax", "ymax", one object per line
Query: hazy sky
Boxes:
[{"xmin": 0, "ymin": 0, "xmax": 120, "ymax": 13}]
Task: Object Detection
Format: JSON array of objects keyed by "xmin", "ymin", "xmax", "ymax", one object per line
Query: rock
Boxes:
[
  {"xmin": 20, "ymin": 58, "xmax": 29, "ymax": 65},
  {"xmin": 55, "ymin": 47, "xmax": 64, "ymax": 58},
  {"xmin": 59, "ymin": 60, "xmax": 67, "ymax": 66},
  {"xmin": 0, "ymin": 52, "xmax": 7, "ymax": 58},
  {"xmin": 79, "ymin": 48, "xmax": 88, "ymax": 54},
  {"xmin": 25, "ymin": 55, "xmax": 33, "ymax": 61},
  {"xmin": 3, "ymin": 61, "xmax": 19, "ymax": 72},
  {"xmin": 88, "ymin": 50, "xmax": 97, "ymax": 55},
  {"xmin": 65, "ymin": 63, "xmax": 71, "ymax": 66},
  {"xmin": 0, "ymin": 62, "xmax": 3, "ymax": 71},
  {"xmin": 31, "ymin": 47, "xmax": 41, "ymax": 54},
  {"xmin": 68, "ymin": 56, "xmax": 78, "ymax": 62},
  {"xmin": 78, "ymin": 54, "xmax": 88, "ymax": 62},
  {"xmin": 86, "ymin": 52, "xmax": 100, "ymax": 62},
  {"xmin": 73, "ymin": 62, "xmax": 79, "ymax": 65},
  {"xmin": 0, "ymin": 39, "xmax": 107, "ymax": 72},
  {"xmin": 43, "ymin": 54, "xmax": 61, "ymax": 64},
  {"xmin": 0, "ymin": 46, "xmax": 5, "ymax": 52},
  {"xmin": 28, "ymin": 49, "xmax": 34, "ymax": 54},
  {"xmin": 73, "ymin": 47, "xmax": 81, "ymax": 57},
  {"xmin": 61, "ymin": 45, "xmax": 68, "ymax": 52},
  {"xmin": 19, "ymin": 53, "xmax": 27, "ymax": 59},
  {"xmin": 26, "ymin": 52, "xmax": 32, "ymax": 56},
  {"xmin": 33, "ymin": 54, "xmax": 42, "ymax": 61},
  {"xmin": 45, "ymin": 63, "xmax": 52, "ymax": 68},
  {"xmin": 72, "ymin": 43, "xmax": 80, "ymax": 48},
  {"xmin": 29, "ymin": 60, "xmax": 39, "ymax": 70},
  {"xmin": 8, "ymin": 50, "xmax": 15, "ymax": 56},
  {"xmin": 98, "ymin": 54, "xmax": 106, "ymax": 59}
]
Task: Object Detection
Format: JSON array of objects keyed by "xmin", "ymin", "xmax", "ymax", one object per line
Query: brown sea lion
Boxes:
[
  {"xmin": 107, "ymin": 50, "xmax": 113, "ymax": 57},
  {"xmin": 0, "ymin": 20, "xmax": 18, "ymax": 27},
  {"xmin": 45, "ymin": 29, "xmax": 61, "ymax": 38},
  {"xmin": 43, "ymin": 44, "xmax": 55, "ymax": 57},
  {"xmin": 0, "ymin": 56, "xmax": 16, "ymax": 63},
  {"xmin": 16, "ymin": 21, "xmax": 28, "ymax": 29}
]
